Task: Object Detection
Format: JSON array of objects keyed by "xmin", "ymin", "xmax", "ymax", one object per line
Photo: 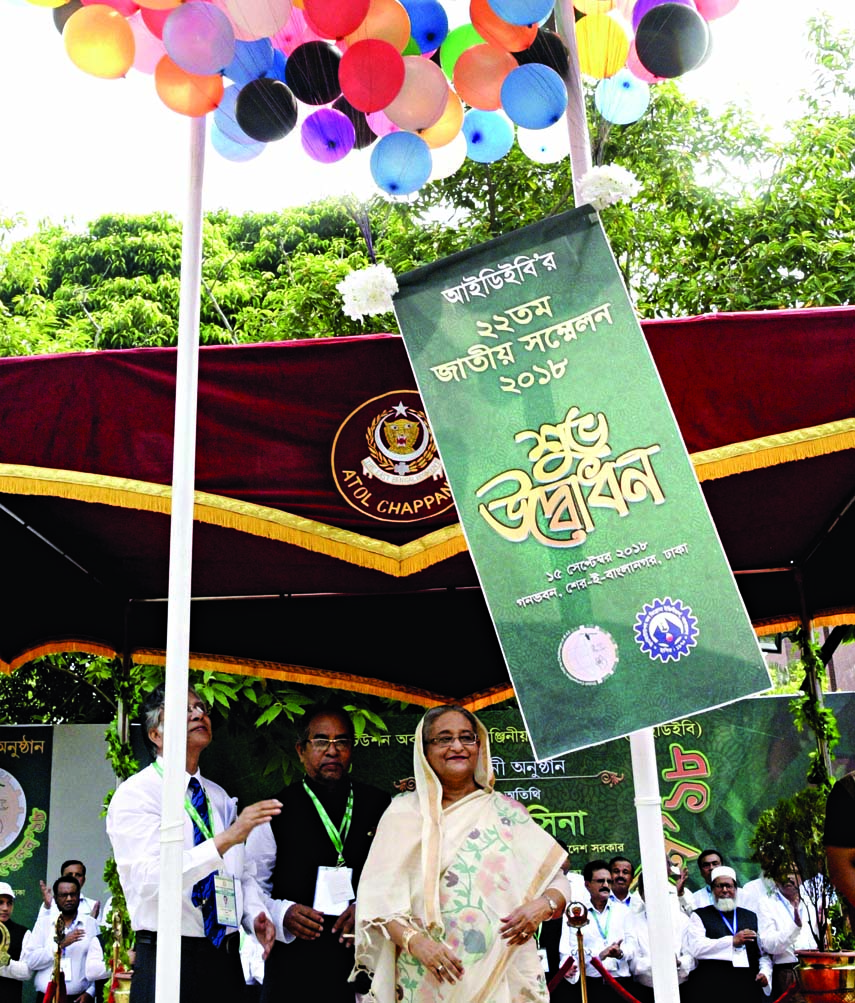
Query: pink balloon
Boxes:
[
  {"xmin": 164, "ymin": 2, "xmax": 235, "ymax": 74},
  {"xmin": 625, "ymin": 38, "xmax": 665, "ymax": 82},
  {"xmin": 82, "ymin": 0, "xmax": 139, "ymax": 16},
  {"xmin": 383, "ymin": 55, "xmax": 448, "ymax": 131},
  {"xmin": 271, "ymin": 6, "xmax": 322, "ymax": 53},
  {"xmin": 140, "ymin": 5, "xmax": 170, "ymax": 38},
  {"xmin": 694, "ymin": 0, "xmax": 738, "ymax": 17},
  {"xmin": 128, "ymin": 10, "xmax": 166, "ymax": 71},
  {"xmin": 365, "ymin": 108, "xmax": 399, "ymax": 136},
  {"xmin": 212, "ymin": 0, "xmax": 291, "ymax": 41}
]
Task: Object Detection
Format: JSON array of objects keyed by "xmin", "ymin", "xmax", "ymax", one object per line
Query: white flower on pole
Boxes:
[
  {"xmin": 336, "ymin": 263, "xmax": 399, "ymax": 321},
  {"xmin": 578, "ymin": 164, "xmax": 641, "ymax": 211}
]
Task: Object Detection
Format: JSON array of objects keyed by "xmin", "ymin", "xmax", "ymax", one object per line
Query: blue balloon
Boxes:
[
  {"xmin": 500, "ymin": 64, "xmax": 567, "ymax": 130},
  {"xmin": 224, "ymin": 38, "xmax": 274, "ymax": 86},
  {"xmin": 213, "ymin": 86, "xmax": 259, "ymax": 145},
  {"xmin": 370, "ymin": 132, "xmax": 432, "ymax": 195},
  {"xmin": 401, "ymin": 0, "xmax": 448, "ymax": 53},
  {"xmin": 461, "ymin": 110, "xmax": 514, "ymax": 164},
  {"xmin": 265, "ymin": 48, "xmax": 287, "ymax": 83},
  {"xmin": 594, "ymin": 69, "xmax": 650, "ymax": 125},
  {"xmin": 210, "ymin": 123, "xmax": 266, "ymax": 162},
  {"xmin": 486, "ymin": 0, "xmax": 554, "ymax": 27}
]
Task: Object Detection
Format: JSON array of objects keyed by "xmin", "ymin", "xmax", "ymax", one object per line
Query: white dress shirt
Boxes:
[
  {"xmin": 23, "ymin": 913, "xmax": 99, "ymax": 996},
  {"xmin": 757, "ymin": 891, "xmax": 818, "ymax": 964},
  {"xmin": 625, "ymin": 893, "xmax": 695, "ymax": 987},
  {"xmin": 559, "ymin": 900, "xmax": 633, "ymax": 982},
  {"xmin": 244, "ymin": 823, "xmax": 296, "ymax": 944},
  {"xmin": 106, "ymin": 759, "xmax": 268, "ymax": 937},
  {"xmin": 0, "ymin": 930, "xmax": 31, "ymax": 982}
]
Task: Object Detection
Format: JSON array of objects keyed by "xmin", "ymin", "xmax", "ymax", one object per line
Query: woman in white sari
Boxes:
[{"xmin": 353, "ymin": 705, "xmax": 571, "ymax": 1002}]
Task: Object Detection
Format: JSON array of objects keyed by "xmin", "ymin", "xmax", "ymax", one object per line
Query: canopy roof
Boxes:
[{"xmin": 2, "ymin": 307, "xmax": 853, "ymax": 707}]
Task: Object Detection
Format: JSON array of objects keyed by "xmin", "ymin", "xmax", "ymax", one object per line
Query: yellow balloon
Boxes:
[
  {"xmin": 64, "ymin": 5, "xmax": 135, "ymax": 79},
  {"xmin": 27, "ymin": 0, "xmax": 71, "ymax": 11},
  {"xmin": 419, "ymin": 90, "xmax": 463, "ymax": 148},
  {"xmin": 575, "ymin": 12, "xmax": 629, "ymax": 79},
  {"xmin": 573, "ymin": 0, "xmax": 613, "ymax": 13}
]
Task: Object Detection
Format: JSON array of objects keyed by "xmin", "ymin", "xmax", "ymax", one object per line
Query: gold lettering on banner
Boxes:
[{"xmin": 476, "ymin": 407, "xmax": 665, "ymax": 548}]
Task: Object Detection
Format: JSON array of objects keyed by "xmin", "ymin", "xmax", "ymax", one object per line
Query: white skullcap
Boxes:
[{"xmin": 710, "ymin": 866, "xmax": 737, "ymax": 884}]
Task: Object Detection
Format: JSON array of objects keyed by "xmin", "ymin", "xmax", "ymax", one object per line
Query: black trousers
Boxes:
[
  {"xmin": 260, "ymin": 918, "xmax": 357, "ymax": 1003},
  {"xmin": 129, "ymin": 933, "xmax": 245, "ymax": 1003}
]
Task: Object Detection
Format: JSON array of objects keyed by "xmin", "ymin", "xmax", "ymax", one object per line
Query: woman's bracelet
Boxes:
[
  {"xmin": 400, "ymin": 927, "xmax": 421, "ymax": 955},
  {"xmin": 543, "ymin": 892, "xmax": 559, "ymax": 918}
]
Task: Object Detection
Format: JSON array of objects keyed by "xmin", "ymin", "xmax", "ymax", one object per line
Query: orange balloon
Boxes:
[
  {"xmin": 575, "ymin": 11, "xmax": 629, "ymax": 78},
  {"xmin": 453, "ymin": 44, "xmax": 516, "ymax": 110},
  {"xmin": 155, "ymin": 55, "xmax": 224, "ymax": 116},
  {"xmin": 418, "ymin": 90, "xmax": 463, "ymax": 148},
  {"xmin": 64, "ymin": 5, "xmax": 135, "ymax": 78},
  {"xmin": 344, "ymin": 0, "xmax": 410, "ymax": 51},
  {"xmin": 136, "ymin": 0, "xmax": 178, "ymax": 13},
  {"xmin": 470, "ymin": 0, "xmax": 536, "ymax": 52}
]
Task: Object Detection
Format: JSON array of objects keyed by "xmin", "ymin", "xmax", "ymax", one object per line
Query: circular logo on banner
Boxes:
[
  {"xmin": 558, "ymin": 626, "xmax": 619, "ymax": 685},
  {"xmin": 0, "ymin": 769, "xmax": 27, "ymax": 853},
  {"xmin": 331, "ymin": 391, "xmax": 453, "ymax": 523},
  {"xmin": 633, "ymin": 597, "xmax": 699, "ymax": 663}
]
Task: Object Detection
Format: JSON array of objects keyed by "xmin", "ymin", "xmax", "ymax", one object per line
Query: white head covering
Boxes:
[{"xmin": 710, "ymin": 865, "xmax": 737, "ymax": 885}]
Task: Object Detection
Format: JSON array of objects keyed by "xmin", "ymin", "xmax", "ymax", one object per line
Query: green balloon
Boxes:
[{"xmin": 439, "ymin": 24, "xmax": 485, "ymax": 79}]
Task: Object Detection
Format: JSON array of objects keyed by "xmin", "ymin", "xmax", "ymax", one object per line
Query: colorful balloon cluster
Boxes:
[{"xmin": 38, "ymin": 0, "xmax": 740, "ymax": 195}]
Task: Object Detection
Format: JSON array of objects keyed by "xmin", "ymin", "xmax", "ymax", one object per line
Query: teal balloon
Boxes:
[
  {"xmin": 370, "ymin": 132, "xmax": 432, "ymax": 195},
  {"xmin": 594, "ymin": 69, "xmax": 650, "ymax": 124},
  {"xmin": 500, "ymin": 64, "xmax": 566, "ymax": 129},
  {"xmin": 462, "ymin": 109, "xmax": 514, "ymax": 163}
]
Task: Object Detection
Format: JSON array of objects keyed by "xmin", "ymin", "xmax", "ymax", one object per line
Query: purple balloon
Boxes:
[
  {"xmin": 631, "ymin": 0, "xmax": 695, "ymax": 32},
  {"xmin": 301, "ymin": 109, "xmax": 356, "ymax": 163},
  {"xmin": 163, "ymin": 2, "xmax": 235, "ymax": 75}
]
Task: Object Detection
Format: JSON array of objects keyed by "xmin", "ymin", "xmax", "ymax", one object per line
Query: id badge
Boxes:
[
  {"xmin": 214, "ymin": 873, "xmax": 238, "ymax": 927},
  {"xmin": 538, "ymin": 948, "xmax": 549, "ymax": 972},
  {"xmin": 314, "ymin": 866, "xmax": 354, "ymax": 916},
  {"xmin": 732, "ymin": 944, "xmax": 749, "ymax": 968}
]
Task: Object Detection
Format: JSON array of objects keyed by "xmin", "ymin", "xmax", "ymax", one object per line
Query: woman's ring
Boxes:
[{"xmin": 437, "ymin": 965, "xmax": 444, "ymax": 972}]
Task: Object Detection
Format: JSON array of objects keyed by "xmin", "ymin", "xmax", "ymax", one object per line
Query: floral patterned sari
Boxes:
[{"xmin": 353, "ymin": 714, "xmax": 567, "ymax": 1003}]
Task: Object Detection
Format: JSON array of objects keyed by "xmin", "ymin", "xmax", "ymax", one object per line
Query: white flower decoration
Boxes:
[
  {"xmin": 336, "ymin": 263, "xmax": 399, "ymax": 321},
  {"xmin": 578, "ymin": 164, "xmax": 641, "ymax": 211}
]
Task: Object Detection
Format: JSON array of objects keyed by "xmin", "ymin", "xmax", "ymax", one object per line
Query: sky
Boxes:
[{"xmin": 1, "ymin": 0, "xmax": 853, "ymax": 230}]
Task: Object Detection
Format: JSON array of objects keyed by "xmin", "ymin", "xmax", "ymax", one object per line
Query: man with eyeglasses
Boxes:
[
  {"xmin": 247, "ymin": 703, "xmax": 390, "ymax": 1003},
  {"xmin": 106, "ymin": 685, "xmax": 282, "ymax": 1003}
]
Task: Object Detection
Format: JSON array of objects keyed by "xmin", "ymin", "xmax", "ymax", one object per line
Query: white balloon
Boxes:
[
  {"xmin": 517, "ymin": 119, "xmax": 570, "ymax": 164},
  {"xmin": 428, "ymin": 130, "xmax": 467, "ymax": 181},
  {"xmin": 213, "ymin": 0, "xmax": 292, "ymax": 42}
]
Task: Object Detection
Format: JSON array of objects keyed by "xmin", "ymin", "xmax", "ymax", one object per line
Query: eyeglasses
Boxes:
[
  {"xmin": 425, "ymin": 732, "xmax": 479, "ymax": 748},
  {"xmin": 187, "ymin": 701, "xmax": 210, "ymax": 719},
  {"xmin": 306, "ymin": 738, "xmax": 353, "ymax": 752}
]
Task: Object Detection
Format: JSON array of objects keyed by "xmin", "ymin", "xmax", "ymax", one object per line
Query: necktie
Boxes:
[{"xmin": 188, "ymin": 777, "xmax": 226, "ymax": 947}]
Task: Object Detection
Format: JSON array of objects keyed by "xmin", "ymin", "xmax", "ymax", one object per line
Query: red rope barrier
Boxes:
[{"xmin": 591, "ymin": 956, "xmax": 643, "ymax": 1003}]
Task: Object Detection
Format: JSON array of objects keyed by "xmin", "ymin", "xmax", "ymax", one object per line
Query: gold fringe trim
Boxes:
[
  {"xmin": 133, "ymin": 648, "xmax": 461, "ymax": 707},
  {"xmin": 753, "ymin": 608, "xmax": 855, "ymax": 636},
  {"xmin": 691, "ymin": 420, "xmax": 855, "ymax": 482},
  {"xmin": 2, "ymin": 640, "xmax": 118, "ymax": 676},
  {"xmin": 0, "ymin": 464, "xmax": 467, "ymax": 577}
]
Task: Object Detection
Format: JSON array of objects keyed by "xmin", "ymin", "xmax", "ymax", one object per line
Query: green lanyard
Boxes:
[
  {"xmin": 303, "ymin": 780, "xmax": 353, "ymax": 866},
  {"xmin": 153, "ymin": 762, "xmax": 215, "ymax": 841}
]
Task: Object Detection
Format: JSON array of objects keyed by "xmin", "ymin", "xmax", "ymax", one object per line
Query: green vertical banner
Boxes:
[
  {"xmin": 0, "ymin": 727, "xmax": 52, "ymax": 927},
  {"xmin": 394, "ymin": 207, "xmax": 770, "ymax": 759}
]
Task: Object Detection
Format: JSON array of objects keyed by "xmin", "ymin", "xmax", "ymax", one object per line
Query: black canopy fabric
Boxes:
[{"xmin": 1, "ymin": 309, "xmax": 853, "ymax": 707}]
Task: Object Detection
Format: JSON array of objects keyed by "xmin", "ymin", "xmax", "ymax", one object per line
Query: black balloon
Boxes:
[
  {"xmin": 235, "ymin": 79, "xmax": 299, "ymax": 143},
  {"xmin": 332, "ymin": 97, "xmax": 377, "ymax": 150},
  {"xmin": 635, "ymin": 4, "xmax": 710, "ymax": 79},
  {"xmin": 53, "ymin": 0, "xmax": 83, "ymax": 33},
  {"xmin": 513, "ymin": 29, "xmax": 570, "ymax": 80},
  {"xmin": 284, "ymin": 41, "xmax": 342, "ymax": 105}
]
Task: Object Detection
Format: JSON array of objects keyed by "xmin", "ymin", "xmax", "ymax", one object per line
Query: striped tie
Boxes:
[{"xmin": 188, "ymin": 777, "xmax": 226, "ymax": 947}]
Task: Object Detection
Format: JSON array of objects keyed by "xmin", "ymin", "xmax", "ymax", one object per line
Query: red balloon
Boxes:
[
  {"xmin": 141, "ymin": 5, "xmax": 170, "ymax": 37},
  {"xmin": 469, "ymin": 0, "xmax": 535, "ymax": 52},
  {"xmin": 339, "ymin": 38, "xmax": 405, "ymax": 111},
  {"xmin": 304, "ymin": 0, "xmax": 369, "ymax": 38}
]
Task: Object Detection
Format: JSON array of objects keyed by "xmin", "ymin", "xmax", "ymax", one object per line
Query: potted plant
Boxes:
[{"xmin": 750, "ymin": 786, "xmax": 855, "ymax": 1000}]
